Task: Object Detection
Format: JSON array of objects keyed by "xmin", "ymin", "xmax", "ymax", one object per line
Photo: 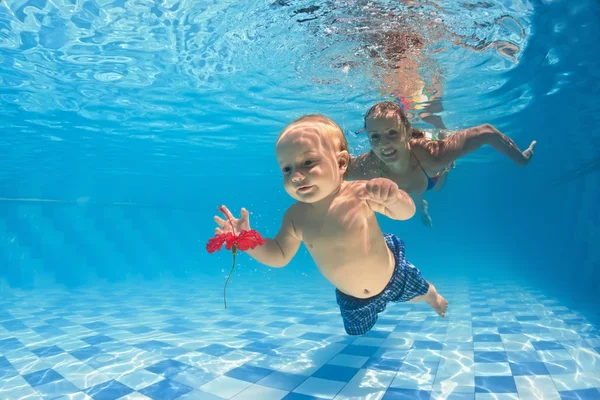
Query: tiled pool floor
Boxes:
[{"xmin": 1, "ymin": 277, "xmax": 599, "ymax": 400}]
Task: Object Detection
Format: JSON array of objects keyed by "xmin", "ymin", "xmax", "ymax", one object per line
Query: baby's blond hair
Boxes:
[{"xmin": 279, "ymin": 114, "xmax": 349, "ymax": 154}]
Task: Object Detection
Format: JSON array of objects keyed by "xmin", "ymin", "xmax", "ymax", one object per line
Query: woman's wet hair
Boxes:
[{"xmin": 364, "ymin": 101, "xmax": 425, "ymax": 139}]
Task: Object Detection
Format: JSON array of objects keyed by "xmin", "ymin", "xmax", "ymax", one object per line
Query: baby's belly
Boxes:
[{"xmin": 312, "ymin": 245, "xmax": 395, "ymax": 299}]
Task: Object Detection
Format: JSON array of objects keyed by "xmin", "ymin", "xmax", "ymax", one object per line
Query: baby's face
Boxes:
[
  {"xmin": 276, "ymin": 127, "xmax": 342, "ymax": 203},
  {"xmin": 365, "ymin": 116, "xmax": 409, "ymax": 163}
]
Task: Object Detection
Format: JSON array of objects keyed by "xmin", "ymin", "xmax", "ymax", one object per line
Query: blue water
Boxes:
[{"xmin": 1, "ymin": 0, "xmax": 599, "ymax": 399}]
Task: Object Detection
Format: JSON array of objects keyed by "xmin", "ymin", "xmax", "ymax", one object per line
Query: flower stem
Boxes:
[{"xmin": 224, "ymin": 246, "xmax": 237, "ymax": 308}]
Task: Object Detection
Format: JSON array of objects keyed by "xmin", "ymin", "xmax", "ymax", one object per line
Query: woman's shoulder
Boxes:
[{"xmin": 349, "ymin": 150, "xmax": 378, "ymax": 179}]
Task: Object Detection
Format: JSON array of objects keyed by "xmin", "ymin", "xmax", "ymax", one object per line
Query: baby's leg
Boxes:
[{"xmin": 409, "ymin": 281, "xmax": 448, "ymax": 318}]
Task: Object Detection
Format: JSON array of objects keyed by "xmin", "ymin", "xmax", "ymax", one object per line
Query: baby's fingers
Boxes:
[
  {"xmin": 219, "ymin": 205, "xmax": 236, "ymax": 221},
  {"xmin": 241, "ymin": 208, "xmax": 249, "ymax": 221},
  {"xmin": 214, "ymin": 227, "xmax": 224, "ymax": 235},
  {"xmin": 214, "ymin": 215, "xmax": 227, "ymax": 227}
]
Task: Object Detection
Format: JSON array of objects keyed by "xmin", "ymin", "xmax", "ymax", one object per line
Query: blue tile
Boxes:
[
  {"xmin": 147, "ymin": 359, "xmax": 191, "ymax": 378},
  {"xmin": 472, "ymin": 312, "xmax": 493, "ymax": 317},
  {"xmin": 0, "ymin": 337, "xmax": 25, "ymax": 352},
  {"xmin": 283, "ymin": 393, "xmax": 323, "ymax": 400},
  {"xmin": 162, "ymin": 325, "xmax": 193, "ymax": 334},
  {"xmin": 197, "ymin": 344, "xmax": 235, "ymax": 357},
  {"xmin": 509, "ymin": 362, "xmax": 549, "ymax": 375},
  {"xmin": 522, "ymin": 326, "xmax": 551, "ymax": 334},
  {"xmin": 383, "ymin": 388, "xmax": 431, "ymax": 399},
  {"xmin": 266, "ymin": 321, "xmax": 294, "ymax": 329},
  {"xmin": 475, "ymin": 351, "xmax": 508, "ymax": 363},
  {"xmin": 31, "ymin": 345, "xmax": 65, "ymax": 358},
  {"xmin": 82, "ymin": 334, "xmax": 116, "ymax": 345},
  {"xmin": 545, "ymin": 359, "xmax": 580, "ymax": 374},
  {"xmin": 498, "ymin": 327, "xmax": 524, "ymax": 334},
  {"xmin": 23, "ymin": 368, "xmax": 64, "ymax": 387},
  {"xmin": 44, "ymin": 318, "xmax": 76, "ymax": 327},
  {"xmin": 475, "ymin": 376, "xmax": 517, "ymax": 393},
  {"xmin": 516, "ymin": 316, "xmax": 539, "ymax": 321},
  {"xmin": 312, "ymin": 364, "xmax": 359, "ymax": 382},
  {"xmin": 126, "ymin": 326, "xmax": 153, "ymax": 334},
  {"xmin": 393, "ymin": 325, "xmax": 422, "ymax": 332},
  {"xmin": 84, "ymin": 379, "xmax": 134, "ymax": 400},
  {"xmin": 32, "ymin": 325, "xmax": 67, "ymax": 337},
  {"xmin": 532, "ymin": 341, "xmax": 564, "ymax": 351},
  {"xmin": 225, "ymin": 364, "xmax": 274, "ymax": 383},
  {"xmin": 163, "ymin": 317, "xmax": 190, "ymax": 325},
  {"xmin": 473, "ymin": 334, "xmax": 502, "ymax": 342},
  {"xmin": 472, "ymin": 321, "xmax": 497, "ymax": 328},
  {"xmin": 1, "ymin": 319, "xmax": 28, "ymax": 331},
  {"xmin": 70, "ymin": 346, "xmax": 104, "ymax": 362},
  {"xmin": 559, "ymin": 388, "xmax": 600, "ymax": 400},
  {"xmin": 412, "ymin": 340, "xmax": 444, "ymax": 350},
  {"xmin": 0, "ymin": 358, "xmax": 18, "ymax": 380},
  {"xmin": 364, "ymin": 330, "xmax": 392, "ymax": 339},
  {"xmin": 340, "ymin": 345, "xmax": 379, "ymax": 357},
  {"xmin": 237, "ymin": 331, "xmax": 268, "ymax": 341},
  {"xmin": 506, "ymin": 351, "xmax": 542, "ymax": 362},
  {"xmin": 83, "ymin": 321, "xmax": 111, "ymax": 330},
  {"xmin": 135, "ymin": 340, "xmax": 173, "ymax": 351},
  {"xmin": 297, "ymin": 332, "xmax": 332, "ymax": 341},
  {"xmin": 242, "ymin": 341, "xmax": 282, "ymax": 354},
  {"xmin": 363, "ymin": 356, "xmax": 404, "ymax": 372},
  {"xmin": 214, "ymin": 320, "xmax": 239, "ymax": 328},
  {"xmin": 259, "ymin": 371, "xmax": 307, "ymax": 391}
]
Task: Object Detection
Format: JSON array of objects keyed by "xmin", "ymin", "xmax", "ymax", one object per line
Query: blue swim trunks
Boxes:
[{"xmin": 336, "ymin": 234, "xmax": 430, "ymax": 336}]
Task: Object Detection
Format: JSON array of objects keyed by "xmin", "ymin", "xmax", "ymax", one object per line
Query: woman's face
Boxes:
[{"xmin": 365, "ymin": 115, "xmax": 409, "ymax": 163}]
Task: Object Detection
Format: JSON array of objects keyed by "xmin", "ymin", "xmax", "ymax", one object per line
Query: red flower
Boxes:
[
  {"xmin": 206, "ymin": 206, "xmax": 266, "ymax": 308},
  {"xmin": 206, "ymin": 230, "xmax": 265, "ymax": 253}
]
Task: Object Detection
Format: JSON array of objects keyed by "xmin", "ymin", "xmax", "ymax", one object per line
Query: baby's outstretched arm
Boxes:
[
  {"xmin": 414, "ymin": 124, "xmax": 536, "ymax": 171},
  {"xmin": 215, "ymin": 206, "xmax": 301, "ymax": 268},
  {"xmin": 359, "ymin": 178, "xmax": 416, "ymax": 220}
]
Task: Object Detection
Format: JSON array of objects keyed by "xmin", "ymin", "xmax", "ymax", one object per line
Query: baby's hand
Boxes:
[
  {"xmin": 214, "ymin": 205, "xmax": 251, "ymax": 235},
  {"xmin": 522, "ymin": 140, "xmax": 536, "ymax": 165},
  {"xmin": 360, "ymin": 178, "xmax": 400, "ymax": 206}
]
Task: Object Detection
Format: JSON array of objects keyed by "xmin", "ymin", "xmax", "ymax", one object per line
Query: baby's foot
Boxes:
[{"xmin": 432, "ymin": 294, "xmax": 448, "ymax": 318}]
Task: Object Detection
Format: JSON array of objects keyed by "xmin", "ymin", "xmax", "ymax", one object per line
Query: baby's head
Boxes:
[
  {"xmin": 364, "ymin": 101, "xmax": 424, "ymax": 162},
  {"xmin": 276, "ymin": 115, "xmax": 349, "ymax": 203}
]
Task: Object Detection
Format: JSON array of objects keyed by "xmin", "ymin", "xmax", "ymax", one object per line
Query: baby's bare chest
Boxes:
[{"xmin": 300, "ymin": 205, "xmax": 371, "ymax": 252}]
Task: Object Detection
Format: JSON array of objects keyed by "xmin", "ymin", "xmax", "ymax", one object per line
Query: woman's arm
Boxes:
[{"xmin": 413, "ymin": 124, "xmax": 536, "ymax": 171}]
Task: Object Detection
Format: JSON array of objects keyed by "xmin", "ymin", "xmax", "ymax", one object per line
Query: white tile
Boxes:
[
  {"xmin": 474, "ymin": 362, "xmax": 511, "ymax": 376},
  {"xmin": 475, "ymin": 392, "xmax": 520, "ymax": 399},
  {"xmin": 53, "ymin": 362, "xmax": 112, "ymax": 390},
  {"xmin": 116, "ymin": 369, "xmax": 164, "ymax": 391},
  {"xmin": 474, "ymin": 342, "xmax": 505, "ymax": 351},
  {"xmin": 515, "ymin": 375, "xmax": 560, "ymax": 400},
  {"xmin": 537, "ymin": 350, "xmax": 573, "ymax": 362},
  {"xmin": 292, "ymin": 377, "xmax": 346, "ymax": 399},
  {"xmin": 118, "ymin": 393, "xmax": 154, "ymax": 400},
  {"xmin": 390, "ymin": 370, "xmax": 434, "ymax": 390},
  {"xmin": 568, "ymin": 347, "xmax": 600, "ymax": 372},
  {"xmin": 178, "ymin": 389, "xmax": 226, "ymax": 400},
  {"xmin": 55, "ymin": 392, "xmax": 94, "ymax": 400},
  {"xmin": 199, "ymin": 376, "xmax": 252, "ymax": 399},
  {"xmin": 551, "ymin": 372, "xmax": 599, "ymax": 391},
  {"xmin": 231, "ymin": 384, "xmax": 288, "ymax": 400}
]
